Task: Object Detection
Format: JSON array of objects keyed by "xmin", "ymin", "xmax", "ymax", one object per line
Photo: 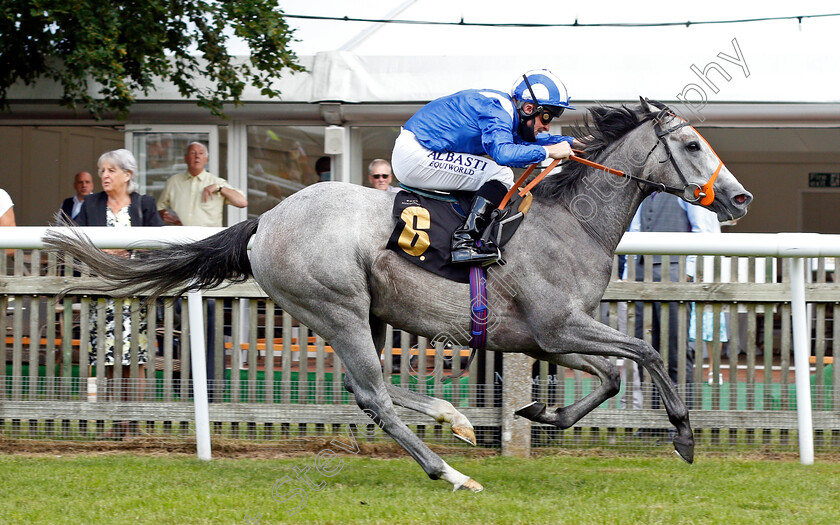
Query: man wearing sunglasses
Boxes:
[
  {"xmin": 368, "ymin": 158, "xmax": 399, "ymax": 193},
  {"xmin": 391, "ymin": 69, "xmax": 583, "ymax": 265}
]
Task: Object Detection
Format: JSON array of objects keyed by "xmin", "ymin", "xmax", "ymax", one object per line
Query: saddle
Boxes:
[{"xmin": 385, "ymin": 185, "xmax": 533, "ymax": 283}]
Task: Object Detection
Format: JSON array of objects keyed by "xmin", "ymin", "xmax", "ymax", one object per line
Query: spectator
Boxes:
[
  {"xmin": 155, "ymin": 142, "xmax": 245, "ymax": 399},
  {"xmin": 59, "ymin": 172, "xmax": 95, "ymax": 276},
  {"xmin": 75, "ymin": 149, "xmax": 163, "ymax": 439},
  {"xmin": 625, "ymin": 192, "xmax": 718, "ymax": 437},
  {"xmin": 60, "ymin": 171, "xmax": 94, "ymax": 220},
  {"xmin": 368, "ymin": 159, "xmax": 399, "ymax": 193},
  {"xmin": 1, "ymin": 188, "xmax": 15, "ymax": 256},
  {"xmin": 689, "ymin": 224, "xmax": 729, "ymax": 383},
  {"xmin": 0, "ymin": 188, "xmax": 14, "ymax": 226},
  {"xmin": 156, "ymin": 142, "xmax": 247, "ymax": 227},
  {"xmin": 315, "ymin": 156, "xmax": 331, "ymax": 182}
]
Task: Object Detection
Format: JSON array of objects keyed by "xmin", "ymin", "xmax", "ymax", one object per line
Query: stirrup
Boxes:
[{"xmin": 450, "ymin": 244, "xmax": 501, "ymax": 266}]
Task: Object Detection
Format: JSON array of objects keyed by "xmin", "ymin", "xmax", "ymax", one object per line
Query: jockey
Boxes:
[{"xmin": 391, "ymin": 69, "xmax": 582, "ymax": 265}]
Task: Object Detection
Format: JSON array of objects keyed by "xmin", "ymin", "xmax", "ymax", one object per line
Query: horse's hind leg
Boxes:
[
  {"xmin": 516, "ymin": 352, "xmax": 620, "ymax": 429},
  {"xmin": 335, "ymin": 329, "xmax": 483, "ymax": 492},
  {"xmin": 368, "ymin": 316, "xmax": 476, "ymax": 446}
]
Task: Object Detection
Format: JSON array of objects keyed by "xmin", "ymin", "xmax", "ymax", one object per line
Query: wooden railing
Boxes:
[{"xmin": 1, "ymin": 244, "xmax": 839, "ymax": 454}]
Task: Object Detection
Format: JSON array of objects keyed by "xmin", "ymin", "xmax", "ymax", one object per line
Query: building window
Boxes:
[{"xmin": 246, "ymin": 125, "xmax": 325, "ymax": 218}]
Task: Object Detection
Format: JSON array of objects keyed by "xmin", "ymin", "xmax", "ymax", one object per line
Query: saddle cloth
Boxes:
[{"xmin": 385, "ymin": 188, "xmax": 532, "ymax": 283}]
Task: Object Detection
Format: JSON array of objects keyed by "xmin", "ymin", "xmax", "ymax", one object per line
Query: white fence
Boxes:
[{"xmin": 616, "ymin": 232, "xmax": 840, "ymax": 465}]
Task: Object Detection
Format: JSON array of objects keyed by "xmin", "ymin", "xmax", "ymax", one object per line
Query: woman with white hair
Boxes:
[
  {"xmin": 74, "ymin": 149, "xmax": 163, "ymax": 439},
  {"xmin": 74, "ymin": 149, "xmax": 162, "ymax": 228}
]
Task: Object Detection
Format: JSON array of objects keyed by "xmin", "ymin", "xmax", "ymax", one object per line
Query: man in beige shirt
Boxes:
[
  {"xmin": 157, "ymin": 142, "xmax": 247, "ymax": 227},
  {"xmin": 156, "ymin": 142, "xmax": 247, "ymax": 401}
]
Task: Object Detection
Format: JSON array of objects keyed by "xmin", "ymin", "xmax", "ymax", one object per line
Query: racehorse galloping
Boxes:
[{"xmin": 45, "ymin": 99, "xmax": 751, "ymax": 492}]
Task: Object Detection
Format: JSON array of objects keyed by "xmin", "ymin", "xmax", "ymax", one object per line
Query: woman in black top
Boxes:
[{"xmin": 75, "ymin": 149, "xmax": 163, "ymax": 439}]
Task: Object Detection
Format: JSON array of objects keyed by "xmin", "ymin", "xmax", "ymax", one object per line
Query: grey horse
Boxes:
[{"xmin": 44, "ymin": 99, "xmax": 752, "ymax": 492}]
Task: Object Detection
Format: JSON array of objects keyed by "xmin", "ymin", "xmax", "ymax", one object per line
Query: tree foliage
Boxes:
[{"xmin": 0, "ymin": 0, "xmax": 304, "ymax": 119}]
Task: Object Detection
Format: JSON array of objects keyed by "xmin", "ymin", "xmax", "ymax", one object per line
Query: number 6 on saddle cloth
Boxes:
[{"xmin": 385, "ymin": 185, "xmax": 533, "ymax": 284}]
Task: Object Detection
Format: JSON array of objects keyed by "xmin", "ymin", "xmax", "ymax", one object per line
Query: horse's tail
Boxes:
[{"xmin": 43, "ymin": 217, "xmax": 261, "ymax": 300}]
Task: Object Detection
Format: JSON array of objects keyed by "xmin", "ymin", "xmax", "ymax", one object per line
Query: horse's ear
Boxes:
[{"xmin": 639, "ymin": 97, "xmax": 651, "ymax": 114}]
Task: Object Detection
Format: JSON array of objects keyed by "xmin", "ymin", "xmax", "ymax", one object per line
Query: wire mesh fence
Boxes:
[{"xmin": 1, "ymin": 376, "xmax": 837, "ymax": 456}]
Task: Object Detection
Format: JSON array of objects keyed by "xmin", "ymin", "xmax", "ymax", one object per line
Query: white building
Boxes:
[{"xmin": 2, "ymin": 3, "xmax": 839, "ymax": 232}]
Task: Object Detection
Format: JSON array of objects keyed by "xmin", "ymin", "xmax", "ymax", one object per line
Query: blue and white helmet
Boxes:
[{"xmin": 509, "ymin": 69, "xmax": 575, "ymax": 114}]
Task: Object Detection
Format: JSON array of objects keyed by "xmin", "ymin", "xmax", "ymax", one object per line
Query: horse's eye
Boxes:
[{"xmin": 686, "ymin": 141, "xmax": 701, "ymax": 152}]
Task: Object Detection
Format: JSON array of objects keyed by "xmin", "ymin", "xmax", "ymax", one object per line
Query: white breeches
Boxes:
[{"xmin": 391, "ymin": 129, "xmax": 514, "ymax": 192}]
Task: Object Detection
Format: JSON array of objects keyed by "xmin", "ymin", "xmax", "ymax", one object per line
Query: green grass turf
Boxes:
[{"xmin": 0, "ymin": 453, "xmax": 838, "ymax": 524}]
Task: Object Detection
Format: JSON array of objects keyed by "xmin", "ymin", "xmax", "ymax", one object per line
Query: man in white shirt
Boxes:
[
  {"xmin": 155, "ymin": 142, "xmax": 247, "ymax": 401},
  {"xmin": 0, "ymin": 188, "xmax": 14, "ymax": 226},
  {"xmin": 157, "ymin": 142, "xmax": 247, "ymax": 227},
  {"xmin": 1, "ymin": 188, "xmax": 15, "ymax": 256}
]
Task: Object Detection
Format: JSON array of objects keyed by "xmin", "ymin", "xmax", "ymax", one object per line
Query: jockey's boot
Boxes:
[{"xmin": 450, "ymin": 195, "xmax": 500, "ymax": 265}]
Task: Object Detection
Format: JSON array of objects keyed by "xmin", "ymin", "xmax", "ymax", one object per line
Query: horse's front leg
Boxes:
[
  {"xmin": 515, "ymin": 352, "xmax": 620, "ymax": 429},
  {"xmin": 534, "ymin": 310, "xmax": 694, "ymax": 463}
]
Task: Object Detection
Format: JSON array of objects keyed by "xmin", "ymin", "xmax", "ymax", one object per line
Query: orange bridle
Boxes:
[
  {"xmin": 688, "ymin": 122, "xmax": 723, "ymax": 206},
  {"xmin": 498, "ymin": 112, "xmax": 724, "ymax": 210}
]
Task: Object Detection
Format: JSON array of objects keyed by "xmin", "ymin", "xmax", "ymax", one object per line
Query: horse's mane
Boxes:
[{"xmin": 532, "ymin": 100, "xmax": 667, "ymax": 201}]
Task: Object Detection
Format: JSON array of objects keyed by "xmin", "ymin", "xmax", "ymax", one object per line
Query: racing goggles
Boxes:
[{"xmin": 538, "ymin": 106, "xmax": 564, "ymax": 125}]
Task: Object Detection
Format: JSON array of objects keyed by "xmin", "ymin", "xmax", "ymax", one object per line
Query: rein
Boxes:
[
  {"xmin": 499, "ymin": 113, "xmax": 723, "ymax": 206},
  {"xmin": 567, "ymin": 150, "xmax": 689, "ymax": 198}
]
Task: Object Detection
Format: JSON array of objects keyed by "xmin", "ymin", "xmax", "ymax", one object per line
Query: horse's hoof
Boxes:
[
  {"xmin": 455, "ymin": 478, "xmax": 484, "ymax": 493},
  {"xmin": 452, "ymin": 425, "xmax": 477, "ymax": 446},
  {"xmin": 673, "ymin": 435, "xmax": 695, "ymax": 464},
  {"xmin": 514, "ymin": 401, "xmax": 546, "ymax": 421}
]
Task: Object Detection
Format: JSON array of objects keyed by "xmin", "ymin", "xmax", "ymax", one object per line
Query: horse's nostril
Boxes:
[{"xmin": 734, "ymin": 193, "xmax": 751, "ymax": 205}]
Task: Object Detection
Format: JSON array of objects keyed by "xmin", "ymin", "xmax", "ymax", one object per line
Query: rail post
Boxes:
[
  {"xmin": 789, "ymin": 257, "xmax": 814, "ymax": 465},
  {"xmin": 501, "ymin": 352, "xmax": 533, "ymax": 457},
  {"xmin": 188, "ymin": 289, "xmax": 212, "ymax": 461}
]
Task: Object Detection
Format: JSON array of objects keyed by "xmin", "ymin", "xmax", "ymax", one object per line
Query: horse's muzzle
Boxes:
[{"xmin": 716, "ymin": 189, "xmax": 753, "ymax": 221}]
